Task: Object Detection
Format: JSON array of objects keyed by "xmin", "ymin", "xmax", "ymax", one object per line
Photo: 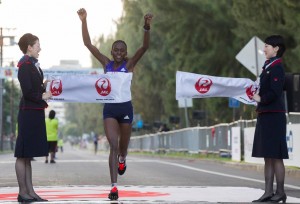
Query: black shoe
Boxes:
[
  {"xmin": 17, "ymin": 194, "xmax": 36, "ymax": 202},
  {"xmin": 45, "ymin": 160, "xmax": 48, "ymax": 163},
  {"xmin": 270, "ymin": 193, "xmax": 287, "ymax": 203},
  {"xmin": 33, "ymin": 195, "xmax": 48, "ymax": 202},
  {"xmin": 252, "ymin": 194, "xmax": 274, "ymax": 202},
  {"xmin": 50, "ymin": 160, "xmax": 56, "ymax": 163},
  {"xmin": 117, "ymin": 155, "xmax": 126, "ymax": 175},
  {"xmin": 108, "ymin": 186, "xmax": 118, "ymax": 200}
]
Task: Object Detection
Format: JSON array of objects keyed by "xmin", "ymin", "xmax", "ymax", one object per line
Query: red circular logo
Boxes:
[
  {"xmin": 246, "ymin": 85, "xmax": 257, "ymax": 100},
  {"xmin": 50, "ymin": 79, "xmax": 63, "ymax": 96},
  {"xmin": 195, "ymin": 77, "xmax": 212, "ymax": 94},
  {"xmin": 95, "ymin": 77, "xmax": 111, "ymax": 96}
]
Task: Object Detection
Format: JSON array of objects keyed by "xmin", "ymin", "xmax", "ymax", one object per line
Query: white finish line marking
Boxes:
[{"xmin": 0, "ymin": 185, "xmax": 300, "ymax": 203}]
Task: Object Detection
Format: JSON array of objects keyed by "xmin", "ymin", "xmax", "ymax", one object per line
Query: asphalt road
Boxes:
[{"xmin": 0, "ymin": 143, "xmax": 300, "ymax": 203}]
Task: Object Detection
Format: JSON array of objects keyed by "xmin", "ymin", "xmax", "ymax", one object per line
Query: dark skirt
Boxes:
[
  {"xmin": 14, "ymin": 109, "xmax": 48, "ymax": 158},
  {"xmin": 252, "ymin": 112, "xmax": 289, "ymax": 159}
]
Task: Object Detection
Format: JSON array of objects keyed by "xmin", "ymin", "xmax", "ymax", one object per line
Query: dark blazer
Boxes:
[
  {"xmin": 18, "ymin": 59, "xmax": 48, "ymax": 109},
  {"xmin": 256, "ymin": 58, "xmax": 285, "ymax": 113}
]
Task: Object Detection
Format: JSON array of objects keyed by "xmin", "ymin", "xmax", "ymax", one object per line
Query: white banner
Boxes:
[
  {"xmin": 47, "ymin": 72, "xmax": 132, "ymax": 103},
  {"xmin": 176, "ymin": 71, "xmax": 258, "ymax": 105},
  {"xmin": 43, "ymin": 68, "xmax": 103, "ymax": 78},
  {"xmin": 0, "ymin": 67, "xmax": 103, "ymax": 79}
]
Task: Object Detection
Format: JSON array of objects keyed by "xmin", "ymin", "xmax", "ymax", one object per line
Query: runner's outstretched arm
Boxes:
[
  {"xmin": 127, "ymin": 13, "xmax": 153, "ymax": 71},
  {"xmin": 77, "ymin": 8, "xmax": 110, "ymax": 67}
]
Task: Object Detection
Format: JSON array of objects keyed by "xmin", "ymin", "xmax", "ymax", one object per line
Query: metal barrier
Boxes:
[
  {"xmin": 0, "ymin": 140, "xmax": 13, "ymax": 152},
  {"xmin": 288, "ymin": 112, "xmax": 300, "ymax": 124},
  {"xmin": 129, "ymin": 113, "xmax": 300, "ymax": 157},
  {"xmin": 2, "ymin": 114, "xmax": 299, "ymax": 154},
  {"xmin": 129, "ymin": 120, "xmax": 253, "ymax": 154}
]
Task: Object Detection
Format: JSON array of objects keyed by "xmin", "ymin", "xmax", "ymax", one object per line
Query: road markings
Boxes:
[
  {"xmin": 1, "ymin": 158, "xmax": 299, "ymax": 190},
  {"xmin": 154, "ymin": 160, "xmax": 300, "ymax": 190},
  {"xmin": 0, "ymin": 185, "xmax": 300, "ymax": 203}
]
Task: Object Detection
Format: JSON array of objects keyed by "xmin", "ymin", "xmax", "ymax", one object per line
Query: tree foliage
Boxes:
[
  {"xmin": 67, "ymin": 0, "xmax": 300, "ymax": 132},
  {"xmin": 231, "ymin": 0, "xmax": 300, "ymax": 71},
  {"xmin": 64, "ymin": 103, "xmax": 103, "ymax": 136},
  {"xmin": 2, "ymin": 79, "xmax": 20, "ymax": 135}
]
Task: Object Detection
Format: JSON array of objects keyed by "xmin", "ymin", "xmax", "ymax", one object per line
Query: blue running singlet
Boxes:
[{"xmin": 105, "ymin": 61, "xmax": 128, "ymax": 73}]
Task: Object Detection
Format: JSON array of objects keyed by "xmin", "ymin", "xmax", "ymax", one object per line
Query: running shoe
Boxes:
[
  {"xmin": 108, "ymin": 186, "xmax": 118, "ymax": 200},
  {"xmin": 118, "ymin": 155, "xmax": 126, "ymax": 175}
]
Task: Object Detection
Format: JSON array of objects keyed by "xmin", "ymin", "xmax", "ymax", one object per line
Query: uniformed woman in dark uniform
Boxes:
[
  {"xmin": 252, "ymin": 35, "xmax": 288, "ymax": 203},
  {"xmin": 14, "ymin": 33, "xmax": 52, "ymax": 202}
]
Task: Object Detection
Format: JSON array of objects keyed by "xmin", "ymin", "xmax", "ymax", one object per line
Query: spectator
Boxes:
[{"xmin": 45, "ymin": 110, "xmax": 59, "ymax": 164}]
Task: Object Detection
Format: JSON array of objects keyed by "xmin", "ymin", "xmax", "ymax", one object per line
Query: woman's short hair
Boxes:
[
  {"xmin": 18, "ymin": 33, "xmax": 39, "ymax": 54},
  {"xmin": 112, "ymin": 40, "xmax": 127, "ymax": 50},
  {"xmin": 264, "ymin": 35, "xmax": 286, "ymax": 57}
]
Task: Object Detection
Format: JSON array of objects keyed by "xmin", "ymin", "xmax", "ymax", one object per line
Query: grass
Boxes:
[
  {"xmin": 129, "ymin": 151, "xmax": 300, "ymax": 171},
  {"xmin": 129, "ymin": 150, "xmax": 232, "ymax": 162},
  {"xmin": 0, "ymin": 150, "xmax": 13, "ymax": 155}
]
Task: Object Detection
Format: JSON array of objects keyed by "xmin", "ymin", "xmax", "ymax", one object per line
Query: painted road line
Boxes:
[
  {"xmin": 2, "ymin": 158, "xmax": 299, "ymax": 190},
  {"xmin": 154, "ymin": 160, "xmax": 300, "ymax": 190},
  {"xmin": 0, "ymin": 186, "xmax": 300, "ymax": 203},
  {"xmin": 0, "ymin": 160, "xmax": 107, "ymax": 164}
]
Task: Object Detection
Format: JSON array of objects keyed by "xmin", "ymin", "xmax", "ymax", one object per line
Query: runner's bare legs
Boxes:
[
  {"xmin": 104, "ymin": 119, "xmax": 132, "ymax": 183},
  {"xmin": 104, "ymin": 118, "xmax": 120, "ymax": 183},
  {"xmin": 119, "ymin": 123, "xmax": 132, "ymax": 162}
]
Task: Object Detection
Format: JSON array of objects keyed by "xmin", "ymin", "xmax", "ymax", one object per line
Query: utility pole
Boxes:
[
  {"xmin": 0, "ymin": 27, "xmax": 4, "ymax": 151},
  {"xmin": 10, "ymin": 61, "xmax": 14, "ymax": 137},
  {"xmin": 0, "ymin": 27, "xmax": 16, "ymax": 151}
]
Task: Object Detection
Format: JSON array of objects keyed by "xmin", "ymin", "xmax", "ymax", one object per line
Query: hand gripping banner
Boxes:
[
  {"xmin": 47, "ymin": 72, "xmax": 132, "ymax": 103},
  {"xmin": 176, "ymin": 71, "xmax": 258, "ymax": 105}
]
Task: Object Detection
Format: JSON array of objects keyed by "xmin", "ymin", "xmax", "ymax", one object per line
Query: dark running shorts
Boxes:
[{"xmin": 103, "ymin": 101, "xmax": 133, "ymax": 124}]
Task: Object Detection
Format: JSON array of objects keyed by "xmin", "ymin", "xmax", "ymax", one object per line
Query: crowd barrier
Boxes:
[{"xmin": 129, "ymin": 113, "xmax": 300, "ymax": 167}]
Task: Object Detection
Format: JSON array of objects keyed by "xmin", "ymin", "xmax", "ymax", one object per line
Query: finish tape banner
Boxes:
[
  {"xmin": 47, "ymin": 72, "xmax": 132, "ymax": 103},
  {"xmin": 0, "ymin": 67, "xmax": 103, "ymax": 79},
  {"xmin": 176, "ymin": 71, "xmax": 258, "ymax": 105}
]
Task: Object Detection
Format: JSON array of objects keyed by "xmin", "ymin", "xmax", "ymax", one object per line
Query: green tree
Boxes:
[
  {"xmin": 231, "ymin": 0, "xmax": 300, "ymax": 72},
  {"xmin": 61, "ymin": 123, "xmax": 80, "ymax": 137},
  {"xmin": 64, "ymin": 103, "xmax": 103, "ymax": 136},
  {"xmin": 3, "ymin": 79, "xmax": 20, "ymax": 135},
  {"xmin": 88, "ymin": 0, "xmax": 300, "ymax": 129},
  {"xmin": 116, "ymin": 0, "xmax": 244, "ymax": 125}
]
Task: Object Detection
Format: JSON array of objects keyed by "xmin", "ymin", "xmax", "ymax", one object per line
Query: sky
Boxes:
[{"xmin": 0, "ymin": 0, "xmax": 123, "ymax": 69}]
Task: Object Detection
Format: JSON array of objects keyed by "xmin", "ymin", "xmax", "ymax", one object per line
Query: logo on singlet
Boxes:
[
  {"xmin": 50, "ymin": 79, "xmax": 63, "ymax": 96},
  {"xmin": 195, "ymin": 77, "xmax": 212, "ymax": 94},
  {"xmin": 95, "ymin": 77, "xmax": 112, "ymax": 96}
]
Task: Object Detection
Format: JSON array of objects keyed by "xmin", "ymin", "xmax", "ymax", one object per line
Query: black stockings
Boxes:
[
  {"xmin": 273, "ymin": 159, "xmax": 286, "ymax": 196},
  {"xmin": 262, "ymin": 158, "xmax": 286, "ymax": 198},
  {"xmin": 15, "ymin": 158, "xmax": 38, "ymax": 198}
]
